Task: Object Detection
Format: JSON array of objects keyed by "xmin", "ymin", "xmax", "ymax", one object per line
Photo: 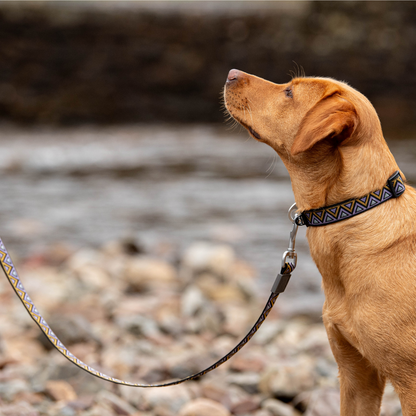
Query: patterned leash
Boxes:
[{"xmin": 0, "ymin": 205, "xmax": 300, "ymax": 387}]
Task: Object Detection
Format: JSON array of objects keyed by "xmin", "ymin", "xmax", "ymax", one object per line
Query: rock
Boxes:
[
  {"xmin": 75, "ymin": 264, "xmax": 111, "ymax": 290},
  {"xmin": 67, "ymin": 249, "xmax": 112, "ymax": 290},
  {"xmin": 66, "ymin": 396, "xmax": 94, "ymax": 411},
  {"xmin": 222, "ymin": 304, "xmax": 251, "ymax": 336},
  {"xmin": 13, "ymin": 391, "xmax": 44, "ymax": 406},
  {"xmin": 296, "ymin": 388, "xmax": 340, "ymax": 416},
  {"xmin": 123, "ymin": 257, "xmax": 177, "ymax": 291},
  {"xmin": 141, "ymin": 384, "xmax": 192, "ymax": 414},
  {"xmin": 115, "ymin": 314, "xmax": 160, "ymax": 338},
  {"xmin": 44, "ymin": 243, "xmax": 74, "ymax": 266},
  {"xmin": 276, "ymin": 294, "xmax": 325, "ymax": 322},
  {"xmin": 0, "ymin": 379, "xmax": 30, "ymax": 401},
  {"xmin": 262, "ymin": 398, "xmax": 300, "ymax": 416},
  {"xmin": 200, "ymin": 379, "xmax": 233, "ymax": 408},
  {"xmin": 259, "ymin": 357, "xmax": 316, "ymax": 400},
  {"xmin": 229, "ymin": 351, "xmax": 267, "ymax": 373},
  {"xmin": 182, "ymin": 242, "xmax": 235, "ymax": 279},
  {"xmin": 208, "ymin": 283, "xmax": 246, "ymax": 303},
  {"xmin": 97, "ymin": 390, "xmax": 138, "ymax": 416},
  {"xmin": 221, "ymin": 385, "xmax": 251, "ymax": 411},
  {"xmin": 254, "ymin": 411, "xmax": 273, "ymax": 416},
  {"xmin": 252, "ymin": 321, "xmax": 286, "ymax": 345},
  {"xmin": 168, "ymin": 351, "xmax": 217, "ymax": 380},
  {"xmin": 80, "ymin": 402, "xmax": 115, "ymax": 416},
  {"xmin": 226, "ymin": 372, "xmax": 260, "ymax": 394},
  {"xmin": 178, "ymin": 398, "xmax": 231, "ymax": 416},
  {"xmin": 45, "ymin": 380, "xmax": 77, "ymax": 402},
  {"xmin": 380, "ymin": 383, "xmax": 402, "ymax": 416},
  {"xmin": 314, "ymin": 357, "xmax": 338, "ymax": 381},
  {"xmin": 181, "ymin": 286, "xmax": 207, "ymax": 317},
  {"xmin": 46, "ymin": 402, "xmax": 77, "ymax": 416},
  {"xmin": 196, "ymin": 274, "xmax": 246, "ymax": 303},
  {"xmin": 181, "ymin": 286, "xmax": 224, "ymax": 333},
  {"xmin": 0, "ymin": 401, "xmax": 39, "ymax": 416},
  {"xmin": 231, "ymin": 396, "xmax": 261, "ymax": 414},
  {"xmin": 36, "ymin": 314, "xmax": 98, "ymax": 349}
]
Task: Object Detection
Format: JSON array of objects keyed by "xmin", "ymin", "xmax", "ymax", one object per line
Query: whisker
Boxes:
[
  {"xmin": 289, "ymin": 61, "xmax": 306, "ymax": 80},
  {"xmin": 265, "ymin": 154, "xmax": 277, "ymax": 179}
]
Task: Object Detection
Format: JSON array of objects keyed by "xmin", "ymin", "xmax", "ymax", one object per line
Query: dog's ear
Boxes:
[{"xmin": 291, "ymin": 95, "xmax": 357, "ymax": 156}]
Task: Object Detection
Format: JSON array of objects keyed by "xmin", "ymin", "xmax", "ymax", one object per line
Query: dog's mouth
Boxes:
[
  {"xmin": 248, "ymin": 126, "xmax": 262, "ymax": 141},
  {"xmin": 224, "ymin": 89, "xmax": 264, "ymax": 142},
  {"xmin": 238, "ymin": 119, "xmax": 264, "ymax": 142}
]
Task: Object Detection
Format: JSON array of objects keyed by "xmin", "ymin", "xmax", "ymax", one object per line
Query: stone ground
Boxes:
[{"xmin": 0, "ymin": 239, "xmax": 402, "ymax": 415}]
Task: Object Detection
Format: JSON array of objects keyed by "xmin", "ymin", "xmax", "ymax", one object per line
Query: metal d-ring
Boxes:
[
  {"xmin": 288, "ymin": 202, "xmax": 299, "ymax": 224},
  {"xmin": 280, "ymin": 203, "xmax": 300, "ymax": 271}
]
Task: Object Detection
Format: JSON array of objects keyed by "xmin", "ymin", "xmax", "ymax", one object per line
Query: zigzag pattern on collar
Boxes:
[{"xmin": 300, "ymin": 171, "xmax": 405, "ymax": 227}]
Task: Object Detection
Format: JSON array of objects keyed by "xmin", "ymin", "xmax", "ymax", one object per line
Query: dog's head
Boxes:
[{"xmin": 224, "ymin": 70, "xmax": 399, "ymax": 210}]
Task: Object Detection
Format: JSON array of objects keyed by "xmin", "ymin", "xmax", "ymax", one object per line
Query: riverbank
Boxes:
[{"xmin": 0, "ymin": 238, "xmax": 402, "ymax": 415}]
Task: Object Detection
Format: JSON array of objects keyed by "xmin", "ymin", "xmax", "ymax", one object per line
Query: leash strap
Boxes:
[
  {"xmin": 299, "ymin": 171, "xmax": 405, "ymax": 227},
  {"xmin": 0, "ymin": 238, "xmax": 294, "ymax": 387}
]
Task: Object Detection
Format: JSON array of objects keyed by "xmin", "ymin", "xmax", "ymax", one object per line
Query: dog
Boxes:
[{"xmin": 224, "ymin": 69, "xmax": 416, "ymax": 415}]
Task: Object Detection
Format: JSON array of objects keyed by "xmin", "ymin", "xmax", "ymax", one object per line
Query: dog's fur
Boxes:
[{"xmin": 224, "ymin": 69, "xmax": 416, "ymax": 415}]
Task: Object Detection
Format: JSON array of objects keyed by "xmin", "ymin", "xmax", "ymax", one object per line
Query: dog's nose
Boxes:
[{"xmin": 227, "ymin": 69, "xmax": 240, "ymax": 83}]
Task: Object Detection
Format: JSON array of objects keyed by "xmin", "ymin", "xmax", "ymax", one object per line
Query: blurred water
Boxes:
[{"xmin": 0, "ymin": 124, "xmax": 415, "ymax": 312}]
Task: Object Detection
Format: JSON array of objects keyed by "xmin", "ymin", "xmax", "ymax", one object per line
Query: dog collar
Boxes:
[{"xmin": 297, "ymin": 171, "xmax": 405, "ymax": 227}]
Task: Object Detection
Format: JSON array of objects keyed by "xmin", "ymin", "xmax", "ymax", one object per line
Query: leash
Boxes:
[{"xmin": 0, "ymin": 205, "xmax": 301, "ymax": 387}]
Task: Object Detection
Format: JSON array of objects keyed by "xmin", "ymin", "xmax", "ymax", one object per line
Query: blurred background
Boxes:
[{"xmin": 0, "ymin": 2, "xmax": 415, "ymax": 415}]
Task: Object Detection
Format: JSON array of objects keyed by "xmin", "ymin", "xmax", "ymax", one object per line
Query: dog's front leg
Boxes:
[
  {"xmin": 324, "ymin": 318, "xmax": 386, "ymax": 416},
  {"xmin": 389, "ymin": 375, "xmax": 416, "ymax": 415}
]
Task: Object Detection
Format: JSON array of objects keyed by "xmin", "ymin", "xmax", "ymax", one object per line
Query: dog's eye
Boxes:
[{"xmin": 284, "ymin": 86, "xmax": 293, "ymax": 98}]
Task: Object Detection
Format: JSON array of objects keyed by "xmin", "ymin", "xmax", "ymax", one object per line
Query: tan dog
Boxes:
[{"xmin": 224, "ymin": 69, "xmax": 416, "ymax": 415}]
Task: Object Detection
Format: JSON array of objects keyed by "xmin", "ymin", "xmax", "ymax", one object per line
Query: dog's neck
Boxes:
[{"xmin": 279, "ymin": 133, "xmax": 400, "ymax": 213}]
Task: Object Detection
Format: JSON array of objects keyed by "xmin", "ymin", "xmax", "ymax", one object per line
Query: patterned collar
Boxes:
[{"xmin": 298, "ymin": 171, "xmax": 405, "ymax": 227}]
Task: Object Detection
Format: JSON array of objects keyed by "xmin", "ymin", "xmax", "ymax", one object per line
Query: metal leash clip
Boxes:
[{"xmin": 271, "ymin": 203, "xmax": 300, "ymax": 294}]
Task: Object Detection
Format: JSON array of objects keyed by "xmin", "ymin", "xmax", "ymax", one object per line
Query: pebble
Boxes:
[
  {"xmin": 300, "ymin": 388, "xmax": 340, "ymax": 416},
  {"xmin": 96, "ymin": 390, "xmax": 138, "ymax": 415},
  {"xmin": 231, "ymin": 396, "xmax": 261, "ymax": 414},
  {"xmin": 0, "ymin": 379, "xmax": 30, "ymax": 401},
  {"xmin": 229, "ymin": 350, "xmax": 267, "ymax": 373},
  {"xmin": 0, "ymin": 401, "xmax": 39, "ymax": 416},
  {"xmin": 141, "ymin": 384, "xmax": 193, "ymax": 414},
  {"xmin": 200, "ymin": 379, "xmax": 233, "ymax": 407},
  {"xmin": 226, "ymin": 372, "xmax": 261, "ymax": 394},
  {"xmin": 123, "ymin": 256, "xmax": 177, "ymax": 291},
  {"xmin": 36, "ymin": 314, "xmax": 97, "ymax": 349},
  {"xmin": 44, "ymin": 380, "xmax": 77, "ymax": 402},
  {"xmin": 115, "ymin": 314, "xmax": 160, "ymax": 338},
  {"xmin": 262, "ymin": 398, "xmax": 301, "ymax": 416},
  {"xmin": 181, "ymin": 286, "xmax": 207, "ymax": 318},
  {"xmin": 181, "ymin": 242, "xmax": 235, "ymax": 279},
  {"xmin": 178, "ymin": 397, "xmax": 231, "ymax": 416},
  {"xmin": 259, "ymin": 356, "xmax": 316, "ymax": 400}
]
